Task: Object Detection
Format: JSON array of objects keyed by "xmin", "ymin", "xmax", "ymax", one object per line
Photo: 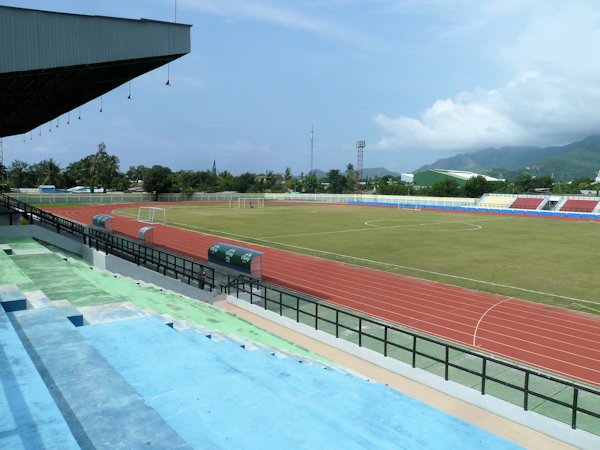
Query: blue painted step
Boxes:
[
  {"xmin": 81, "ymin": 316, "xmax": 519, "ymax": 449},
  {"xmin": 8, "ymin": 307, "xmax": 191, "ymax": 449},
  {"xmin": 0, "ymin": 306, "xmax": 78, "ymax": 449}
]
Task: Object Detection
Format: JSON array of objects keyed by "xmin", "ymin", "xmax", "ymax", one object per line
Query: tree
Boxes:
[
  {"xmin": 8, "ymin": 160, "xmax": 35, "ymax": 187},
  {"xmin": 462, "ymin": 176, "xmax": 489, "ymax": 198},
  {"xmin": 513, "ymin": 173, "xmax": 533, "ymax": 193},
  {"xmin": 430, "ymin": 178, "xmax": 460, "ymax": 197},
  {"xmin": 531, "ymin": 175, "xmax": 554, "ymax": 190},
  {"xmin": 217, "ymin": 170, "xmax": 235, "ymax": 192},
  {"xmin": 327, "ymin": 169, "xmax": 346, "ymax": 194},
  {"xmin": 111, "ymin": 174, "xmax": 130, "ymax": 192},
  {"xmin": 345, "ymin": 163, "xmax": 356, "ymax": 193},
  {"xmin": 284, "ymin": 167, "xmax": 292, "ymax": 183},
  {"xmin": 236, "ymin": 172, "xmax": 257, "ymax": 193},
  {"xmin": 143, "ymin": 165, "xmax": 173, "ymax": 200},
  {"xmin": 39, "ymin": 158, "xmax": 63, "ymax": 187},
  {"xmin": 303, "ymin": 172, "xmax": 318, "ymax": 193},
  {"xmin": 211, "ymin": 160, "xmax": 218, "ymax": 187},
  {"xmin": 126, "ymin": 165, "xmax": 149, "ymax": 184}
]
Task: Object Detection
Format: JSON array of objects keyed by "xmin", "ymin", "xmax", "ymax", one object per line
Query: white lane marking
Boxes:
[{"xmin": 473, "ymin": 298, "xmax": 512, "ymax": 346}]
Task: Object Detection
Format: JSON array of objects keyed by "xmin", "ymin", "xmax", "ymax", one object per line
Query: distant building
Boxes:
[
  {"xmin": 413, "ymin": 169, "xmax": 503, "ymax": 187},
  {"xmin": 400, "ymin": 173, "xmax": 414, "ymax": 183}
]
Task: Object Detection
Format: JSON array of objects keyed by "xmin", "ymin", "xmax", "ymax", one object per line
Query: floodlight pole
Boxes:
[{"xmin": 356, "ymin": 140, "xmax": 366, "ymax": 201}]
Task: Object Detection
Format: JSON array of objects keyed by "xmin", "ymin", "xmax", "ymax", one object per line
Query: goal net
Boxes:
[
  {"xmin": 137, "ymin": 206, "xmax": 166, "ymax": 224},
  {"xmin": 398, "ymin": 203, "xmax": 420, "ymax": 211},
  {"xmin": 237, "ymin": 197, "xmax": 264, "ymax": 209}
]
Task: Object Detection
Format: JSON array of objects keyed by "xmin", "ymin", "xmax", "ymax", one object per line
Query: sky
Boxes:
[{"xmin": 3, "ymin": 0, "xmax": 600, "ymax": 176}]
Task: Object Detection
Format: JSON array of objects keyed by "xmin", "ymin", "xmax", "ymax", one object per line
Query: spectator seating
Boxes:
[
  {"xmin": 560, "ymin": 199, "xmax": 599, "ymax": 213},
  {"xmin": 0, "ymin": 237, "xmax": 520, "ymax": 448},
  {"xmin": 509, "ymin": 197, "xmax": 544, "ymax": 210},
  {"xmin": 477, "ymin": 196, "xmax": 515, "ymax": 209}
]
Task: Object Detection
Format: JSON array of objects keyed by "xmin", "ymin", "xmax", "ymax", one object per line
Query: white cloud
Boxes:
[
  {"xmin": 373, "ymin": 1, "xmax": 600, "ymax": 155},
  {"xmin": 178, "ymin": 0, "xmax": 383, "ymax": 49},
  {"xmin": 32, "ymin": 139, "xmax": 68, "ymax": 155}
]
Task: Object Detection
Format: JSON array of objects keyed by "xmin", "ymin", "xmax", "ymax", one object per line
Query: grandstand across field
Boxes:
[
  {"xmin": 561, "ymin": 199, "xmax": 599, "ymax": 212},
  {"xmin": 509, "ymin": 197, "xmax": 544, "ymax": 210},
  {"xmin": 477, "ymin": 195, "xmax": 514, "ymax": 209}
]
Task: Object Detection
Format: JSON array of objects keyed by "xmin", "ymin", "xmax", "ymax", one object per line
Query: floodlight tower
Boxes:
[{"xmin": 356, "ymin": 140, "xmax": 366, "ymax": 200}]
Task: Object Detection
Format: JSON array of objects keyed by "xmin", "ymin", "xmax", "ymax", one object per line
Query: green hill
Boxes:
[
  {"xmin": 415, "ymin": 136, "xmax": 600, "ymax": 182},
  {"xmin": 529, "ymin": 142, "xmax": 600, "ymax": 181}
]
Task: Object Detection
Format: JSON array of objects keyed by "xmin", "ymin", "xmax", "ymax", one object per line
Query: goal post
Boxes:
[
  {"xmin": 237, "ymin": 197, "xmax": 264, "ymax": 209},
  {"xmin": 137, "ymin": 206, "xmax": 166, "ymax": 224},
  {"xmin": 398, "ymin": 203, "xmax": 420, "ymax": 211}
]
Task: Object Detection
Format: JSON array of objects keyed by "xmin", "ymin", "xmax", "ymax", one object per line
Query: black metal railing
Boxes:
[
  {"xmin": 3, "ymin": 193, "xmax": 600, "ymax": 434},
  {"xmin": 225, "ymin": 279, "xmax": 600, "ymax": 435},
  {"xmin": 0, "ymin": 194, "xmax": 215, "ymax": 291}
]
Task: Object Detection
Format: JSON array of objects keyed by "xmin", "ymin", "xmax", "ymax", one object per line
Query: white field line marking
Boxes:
[
  {"xmin": 263, "ymin": 216, "xmax": 507, "ymax": 239},
  {"xmin": 149, "ymin": 218, "xmax": 598, "ymax": 305},
  {"xmin": 473, "ymin": 298, "xmax": 513, "ymax": 347}
]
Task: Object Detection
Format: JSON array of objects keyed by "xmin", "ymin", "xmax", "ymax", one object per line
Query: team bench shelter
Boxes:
[{"xmin": 208, "ymin": 243, "xmax": 263, "ymax": 280}]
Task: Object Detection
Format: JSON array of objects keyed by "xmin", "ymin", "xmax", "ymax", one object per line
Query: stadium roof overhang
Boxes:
[{"xmin": 0, "ymin": 6, "xmax": 191, "ymax": 138}]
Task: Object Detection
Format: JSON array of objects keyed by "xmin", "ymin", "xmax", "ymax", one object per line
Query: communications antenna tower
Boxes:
[
  {"xmin": 356, "ymin": 140, "xmax": 366, "ymax": 200},
  {"xmin": 310, "ymin": 126, "xmax": 314, "ymax": 174}
]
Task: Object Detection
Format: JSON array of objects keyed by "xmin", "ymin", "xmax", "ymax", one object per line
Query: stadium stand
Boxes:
[
  {"xmin": 509, "ymin": 197, "xmax": 544, "ymax": 210},
  {"xmin": 477, "ymin": 195, "xmax": 515, "ymax": 209},
  {"xmin": 0, "ymin": 238, "xmax": 522, "ymax": 448},
  {"xmin": 560, "ymin": 199, "xmax": 599, "ymax": 213},
  {"xmin": 0, "ymin": 237, "xmax": 328, "ymax": 361}
]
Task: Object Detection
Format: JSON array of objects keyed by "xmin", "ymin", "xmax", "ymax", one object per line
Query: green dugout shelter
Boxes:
[{"xmin": 208, "ymin": 243, "xmax": 263, "ymax": 280}]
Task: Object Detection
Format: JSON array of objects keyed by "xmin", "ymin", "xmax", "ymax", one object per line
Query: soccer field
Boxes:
[{"xmin": 114, "ymin": 202, "xmax": 600, "ymax": 314}]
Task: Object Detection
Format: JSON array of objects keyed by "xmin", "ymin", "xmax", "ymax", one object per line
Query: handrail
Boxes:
[
  {"xmin": 231, "ymin": 279, "xmax": 600, "ymax": 434},
  {"xmin": 2, "ymin": 193, "xmax": 599, "ymax": 434},
  {"xmin": 0, "ymin": 194, "xmax": 215, "ymax": 291}
]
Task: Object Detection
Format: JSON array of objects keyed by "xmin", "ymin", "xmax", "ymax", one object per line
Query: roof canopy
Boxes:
[{"xmin": 0, "ymin": 6, "xmax": 191, "ymax": 137}]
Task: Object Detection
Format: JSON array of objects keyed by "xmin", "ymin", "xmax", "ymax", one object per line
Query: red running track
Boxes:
[{"xmin": 45, "ymin": 203, "xmax": 600, "ymax": 387}]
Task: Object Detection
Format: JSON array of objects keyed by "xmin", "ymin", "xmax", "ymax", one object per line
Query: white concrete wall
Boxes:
[{"xmin": 226, "ymin": 296, "xmax": 599, "ymax": 450}]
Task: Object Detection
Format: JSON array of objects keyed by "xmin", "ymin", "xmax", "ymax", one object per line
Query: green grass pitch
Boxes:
[{"xmin": 109, "ymin": 201, "xmax": 600, "ymax": 315}]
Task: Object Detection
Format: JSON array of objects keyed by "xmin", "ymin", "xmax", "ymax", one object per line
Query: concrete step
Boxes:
[{"xmin": 8, "ymin": 307, "xmax": 190, "ymax": 449}]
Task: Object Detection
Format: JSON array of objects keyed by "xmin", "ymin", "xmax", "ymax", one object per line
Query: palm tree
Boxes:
[{"xmin": 41, "ymin": 158, "xmax": 61, "ymax": 186}]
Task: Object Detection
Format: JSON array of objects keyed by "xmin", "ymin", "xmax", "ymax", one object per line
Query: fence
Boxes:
[
  {"xmin": 0, "ymin": 194, "xmax": 216, "ymax": 290},
  {"xmin": 7, "ymin": 191, "xmax": 479, "ymax": 208},
  {"xmin": 3, "ymin": 193, "xmax": 600, "ymax": 435},
  {"xmin": 223, "ymin": 277, "xmax": 600, "ymax": 435}
]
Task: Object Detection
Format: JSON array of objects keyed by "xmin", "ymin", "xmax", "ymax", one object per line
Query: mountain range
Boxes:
[{"xmin": 415, "ymin": 135, "xmax": 600, "ymax": 182}]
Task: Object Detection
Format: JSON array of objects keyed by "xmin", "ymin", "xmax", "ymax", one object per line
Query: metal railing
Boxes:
[
  {"xmin": 224, "ymin": 279, "xmax": 600, "ymax": 435},
  {"xmin": 3, "ymin": 193, "xmax": 600, "ymax": 434},
  {"xmin": 0, "ymin": 194, "xmax": 215, "ymax": 291}
]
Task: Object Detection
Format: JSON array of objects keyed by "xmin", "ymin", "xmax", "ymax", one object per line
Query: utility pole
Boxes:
[{"xmin": 356, "ymin": 140, "xmax": 366, "ymax": 201}]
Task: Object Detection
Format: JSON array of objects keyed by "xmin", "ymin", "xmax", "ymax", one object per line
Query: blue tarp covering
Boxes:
[{"xmin": 92, "ymin": 214, "xmax": 113, "ymax": 229}]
